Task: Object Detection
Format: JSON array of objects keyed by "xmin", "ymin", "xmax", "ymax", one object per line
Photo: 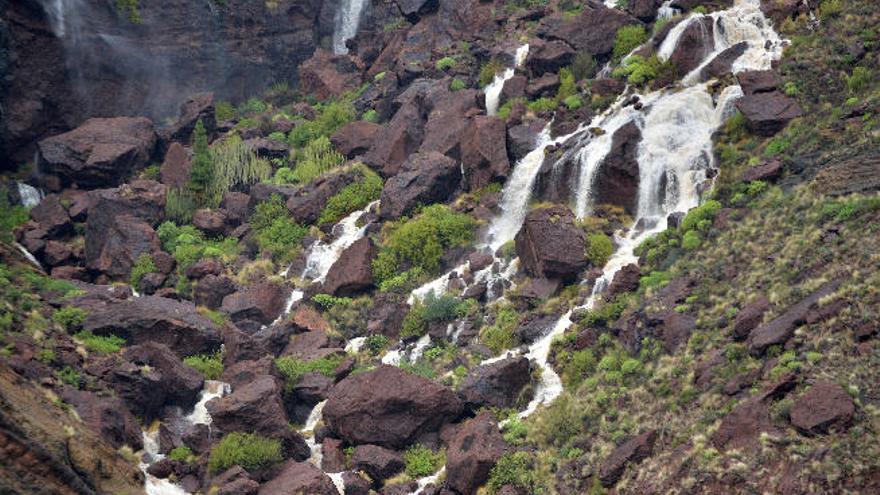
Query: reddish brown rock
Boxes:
[
  {"xmin": 193, "ymin": 275, "xmax": 237, "ymax": 310},
  {"xmin": 711, "ymin": 398, "xmax": 774, "ymax": 451},
  {"xmin": 537, "ymin": 5, "xmax": 635, "ymax": 58},
  {"xmin": 789, "ymin": 381, "xmax": 855, "ymax": 435},
  {"xmin": 321, "ymin": 437, "xmax": 346, "ymax": 473},
  {"xmin": 298, "ymin": 50, "xmax": 362, "ymax": 101},
  {"xmin": 668, "ymin": 16, "xmax": 716, "ymax": 75},
  {"xmin": 59, "ymin": 388, "xmax": 143, "ymax": 450},
  {"xmin": 286, "ymin": 168, "xmax": 362, "ymax": 225},
  {"xmin": 379, "ymin": 151, "xmax": 461, "ymax": 220},
  {"xmin": 459, "ymin": 357, "xmax": 532, "ymax": 410},
  {"xmin": 515, "ymin": 204, "xmax": 588, "ymax": 281},
  {"xmin": 736, "ymin": 70, "xmax": 783, "ymax": 95},
  {"xmin": 221, "ymin": 282, "xmax": 287, "ymax": 326},
  {"xmin": 37, "ymin": 117, "xmax": 157, "ymax": 188},
  {"xmin": 352, "ymin": 444, "xmax": 405, "ymax": 483},
  {"xmin": 206, "ymin": 376, "xmax": 289, "ymax": 437},
  {"xmin": 362, "ymin": 102, "xmax": 426, "ymax": 177},
  {"xmin": 85, "ymin": 214, "xmax": 160, "ymax": 280},
  {"xmin": 525, "ymin": 40, "xmax": 575, "ymax": 76},
  {"xmin": 461, "ymin": 116, "xmax": 510, "ymax": 191},
  {"xmin": 748, "ymin": 280, "xmax": 841, "ymax": 355},
  {"xmin": 220, "ymin": 356, "xmax": 276, "ymax": 390},
  {"xmin": 321, "ymin": 237, "xmax": 377, "ymax": 296},
  {"xmin": 323, "ymin": 365, "xmax": 463, "ymax": 448},
  {"xmin": 446, "ymin": 412, "xmax": 507, "ymax": 495},
  {"xmin": 742, "ymin": 159, "xmax": 784, "ymax": 183},
  {"xmin": 599, "ymin": 430, "xmax": 658, "ymax": 487},
  {"xmin": 193, "ymin": 208, "xmax": 228, "ymax": 236},
  {"xmin": 608, "ymin": 263, "xmax": 641, "ymax": 297},
  {"xmin": 735, "ymin": 91, "xmax": 803, "ymax": 136},
  {"xmin": 29, "ymin": 194, "xmax": 71, "ymax": 237},
  {"xmin": 160, "ymin": 142, "xmax": 192, "ymax": 188},
  {"xmin": 733, "ymin": 296, "xmax": 770, "ymax": 340},
  {"xmin": 593, "ymin": 121, "xmax": 641, "ymax": 214},
  {"xmin": 258, "ymin": 460, "xmax": 338, "ymax": 495},
  {"xmin": 332, "ymin": 121, "xmax": 381, "ymax": 159}
]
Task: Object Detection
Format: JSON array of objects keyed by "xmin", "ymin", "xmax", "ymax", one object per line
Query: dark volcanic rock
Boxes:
[
  {"xmin": 446, "ymin": 412, "xmax": 507, "ymax": 495},
  {"xmin": 593, "ymin": 121, "xmax": 641, "ymax": 214},
  {"xmin": 323, "ymin": 365, "xmax": 463, "ymax": 448},
  {"xmin": 742, "ymin": 159, "xmax": 784, "ymax": 183},
  {"xmin": 461, "ymin": 116, "xmax": 510, "ymax": 191},
  {"xmin": 60, "ymin": 388, "xmax": 143, "ymax": 450},
  {"xmin": 321, "ymin": 237, "xmax": 377, "ymax": 296},
  {"xmin": 735, "ymin": 91, "xmax": 803, "ymax": 136},
  {"xmin": 206, "ymin": 376, "xmax": 289, "ymax": 437},
  {"xmin": 736, "ymin": 70, "xmax": 783, "ymax": 95},
  {"xmin": 515, "ymin": 205, "xmax": 588, "ymax": 281},
  {"xmin": 668, "ymin": 16, "xmax": 716, "ymax": 76},
  {"xmin": 748, "ymin": 280, "xmax": 841, "ymax": 354},
  {"xmin": 711, "ymin": 398, "xmax": 775, "ymax": 451},
  {"xmin": 363, "ymin": 102, "xmax": 426, "ymax": 177},
  {"xmin": 607, "ymin": 263, "xmax": 641, "ymax": 297},
  {"xmin": 459, "ymin": 357, "xmax": 532, "ymax": 410},
  {"xmin": 194, "ymin": 275, "xmax": 237, "ymax": 310},
  {"xmin": 789, "ymin": 381, "xmax": 855, "ymax": 434},
  {"xmin": 732, "ymin": 296, "xmax": 770, "ymax": 341},
  {"xmin": 160, "ymin": 142, "xmax": 192, "ymax": 188},
  {"xmin": 258, "ymin": 460, "xmax": 338, "ymax": 495},
  {"xmin": 221, "ymin": 282, "xmax": 287, "ymax": 326},
  {"xmin": 286, "ymin": 168, "xmax": 361, "ymax": 225},
  {"xmin": 84, "ymin": 215, "xmax": 160, "ymax": 281},
  {"xmin": 82, "ymin": 295, "xmax": 222, "ymax": 357},
  {"xmin": 526, "ymin": 40, "xmax": 575, "ymax": 76},
  {"xmin": 332, "ymin": 121, "xmax": 381, "ymax": 159},
  {"xmin": 379, "ymin": 151, "xmax": 461, "ymax": 220},
  {"xmin": 37, "ymin": 117, "xmax": 157, "ymax": 188},
  {"xmin": 352, "ymin": 445, "xmax": 405, "ymax": 483},
  {"xmin": 599, "ymin": 430, "xmax": 657, "ymax": 487},
  {"xmin": 537, "ymin": 5, "xmax": 635, "ymax": 58},
  {"xmin": 507, "ymin": 119, "xmax": 547, "ymax": 162},
  {"xmin": 698, "ymin": 41, "xmax": 748, "ymax": 81},
  {"xmin": 811, "ymin": 153, "xmax": 880, "ymax": 196},
  {"xmin": 299, "ymin": 50, "xmax": 362, "ymax": 101}
]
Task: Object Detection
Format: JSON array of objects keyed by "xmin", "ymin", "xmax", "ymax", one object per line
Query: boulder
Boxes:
[
  {"xmin": 732, "ymin": 296, "xmax": 770, "ymax": 341},
  {"xmin": 598, "ymin": 430, "xmax": 657, "ymax": 487},
  {"xmin": 194, "ymin": 275, "xmax": 237, "ymax": 310},
  {"xmin": 258, "ymin": 461, "xmax": 339, "ymax": 495},
  {"xmin": 748, "ymin": 280, "xmax": 840, "ymax": 355},
  {"xmin": 221, "ymin": 282, "xmax": 288, "ymax": 326},
  {"xmin": 811, "ymin": 153, "xmax": 880, "ymax": 196},
  {"xmin": 593, "ymin": 121, "xmax": 641, "ymax": 214},
  {"xmin": 221, "ymin": 192, "xmax": 251, "ymax": 226},
  {"xmin": 59, "ymin": 388, "xmax": 143, "ymax": 450},
  {"xmin": 697, "ymin": 41, "xmax": 748, "ymax": 81},
  {"xmin": 298, "ymin": 50, "xmax": 362, "ymax": 101},
  {"xmin": 332, "ymin": 121, "xmax": 381, "ymax": 159},
  {"xmin": 461, "ymin": 116, "xmax": 510, "ymax": 191},
  {"xmin": 525, "ymin": 40, "xmax": 575, "ymax": 76},
  {"xmin": 536, "ymin": 5, "xmax": 633, "ymax": 58},
  {"xmin": 352, "ymin": 445, "xmax": 405, "ymax": 483},
  {"xmin": 446, "ymin": 413, "xmax": 507, "ymax": 495},
  {"xmin": 206, "ymin": 376, "xmax": 289, "ymax": 437},
  {"xmin": 362, "ymin": 102, "xmax": 426, "ymax": 177},
  {"xmin": 286, "ymin": 168, "xmax": 361, "ymax": 225},
  {"xmin": 281, "ymin": 331, "xmax": 343, "ymax": 362},
  {"xmin": 500, "ymin": 75, "xmax": 528, "ymax": 105},
  {"xmin": 192, "ymin": 209, "xmax": 228, "ymax": 236},
  {"xmin": 323, "ymin": 366, "xmax": 463, "ymax": 448},
  {"xmin": 341, "ymin": 471, "xmax": 372, "ymax": 495},
  {"xmin": 789, "ymin": 381, "xmax": 855, "ymax": 434},
  {"xmin": 507, "ymin": 119, "xmax": 547, "ymax": 163},
  {"xmin": 37, "ymin": 117, "xmax": 157, "ymax": 188},
  {"xmin": 29, "ymin": 194, "xmax": 71, "ymax": 237},
  {"xmin": 418, "ymin": 88, "xmax": 483, "ymax": 159},
  {"xmin": 107, "ymin": 342, "xmax": 204, "ymax": 419},
  {"xmin": 321, "ymin": 237, "xmax": 377, "ymax": 296},
  {"xmin": 515, "ymin": 205, "xmax": 588, "ymax": 281},
  {"xmin": 82, "ymin": 295, "xmax": 222, "ymax": 357},
  {"xmin": 84, "ymin": 215, "xmax": 160, "ymax": 281},
  {"xmin": 243, "ymin": 138, "xmax": 289, "ymax": 161},
  {"xmin": 88, "ymin": 179, "xmax": 167, "ymax": 226},
  {"xmin": 668, "ymin": 16, "xmax": 716, "ymax": 76},
  {"xmin": 459, "ymin": 357, "xmax": 532, "ymax": 410},
  {"xmin": 711, "ymin": 398, "xmax": 774, "ymax": 451},
  {"xmin": 379, "ymin": 151, "xmax": 461, "ymax": 220},
  {"xmin": 220, "ymin": 356, "xmax": 276, "ymax": 390},
  {"xmin": 742, "ymin": 159, "xmax": 783, "ymax": 183},
  {"xmin": 165, "ymin": 93, "xmax": 216, "ymax": 145},
  {"xmin": 526, "ymin": 73, "xmax": 561, "ymax": 98},
  {"xmin": 735, "ymin": 91, "xmax": 803, "ymax": 136},
  {"xmin": 736, "ymin": 70, "xmax": 783, "ymax": 95},
  {"xmin": 626, "ymin": 0, "xmax": 662, "ymax": 21},
  {"xmin": 321, "ymin": 437, "xmax": 347, "ymax": 473},
  {"xmin": 161, "ymin": 142, "xmax": 192, "ymax": 188},
  {"xmin": 607, "ymin": 263, "xmax": 641, "ymax": 297}
]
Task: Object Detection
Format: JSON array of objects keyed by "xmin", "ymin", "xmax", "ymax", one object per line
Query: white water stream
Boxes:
[
  {"xmin": 484, "ymin": 44, "xmax": 530, "ymax": 116},
  {"xmin": 17, "ymin": 182, "xmax": 43, "ymax": 208},
  {"xmin": 332, "ymin": 0, "xmax": 369, "ymax": 54}
]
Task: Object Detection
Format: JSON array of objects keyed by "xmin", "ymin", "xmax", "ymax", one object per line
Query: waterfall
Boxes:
[
  {"xmin": 333, "ymin": 0, "xmax": 369, "ymax": 55},
  {"xmin": 141, "ymin": 381, "xmax": 230, "ymax": 495},
  {"xmin": 484, "ymin": 44, "xmax": 530, "ymax": 116},
  {"xmin": 14, "ymin": 242, "xmax": 43, "ymax": 272},
  {"xmin": 657, "ymin": 0, "xmax": 680, "ymax": 20},
  {"xmin": 17, "ymin": 183, "xmax": 44, "ymax": 208}
]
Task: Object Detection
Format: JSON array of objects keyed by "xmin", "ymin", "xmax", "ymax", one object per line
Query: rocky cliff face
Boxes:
[{"xmin": 0, "ymin": 0, "xmax": 342, "ymax": 165}]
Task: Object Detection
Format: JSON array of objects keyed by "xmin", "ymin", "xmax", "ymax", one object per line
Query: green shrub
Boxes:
[
  {"xmin": 422, "ymin": 292, "xmax": 464, "ymax": 323},
  {"xmin": 640, "ymin": 270, "xmax": 672, "ymax": 289},
  {"xmin": 449, "ymin": 78, "xmax": 467, "ymax": 91},
  {"xmin": 400, "ymin": 302, "xmax": 427, "ymax": 340},
  {"xmin": 318, "ymin": 166, "xmax": 383, "ymax": 225},
  {"xmin": 487, "ymin": 451, "xmax": 536, "ymax": 494},
  {"xmin": 189, "ymin": 120, "xmax": 214, "ymax": 205},
  {"xmin": 208, "ymin": 135, "xmax": 271, "ymax": 206},
  {"xmin": 846, "ymin": 66, "xmax": 870, "ymax": 93},
  {"xmin": 362, "ymin": 109, "xmax": 379, "ymax": 122},
  {"xmin": 527, "ymin": 97, "xmax": 558, "ymax": 113},
  {"xmin": 168, "ymin": 446, "xmax": 193, "ymax": 462},
  {"xmin": 571, "ymin": 52, "xmax": 596, "ymax": 81},
  {"xmin": 156, "ymin": 222, "xmax": 240, "ymax": 273},
  {"xmin": 215, "ymin": 101, "xmax": 235, "ymax": 121},
  {"xmin": 586, "ymin": 232, "xmax": 613, "ymax": 266},
  {"xmin": 55, "ymin": 366, "xmax": 82, "ymax": 388},
  {"xmin": 130, "ymin": 253, "xmax": 158, "ymax": 289},
  {"xmin": 139, "ymin": 164, "xmax": 161, "ymax": 180},
  {"xmin": 251, "ymin": 195, "xmax": 308, "ymax": 260},
  {"xmin": 681, "ymin": 230, "xmax": 701, "ymax": 250},
  {"xmin": 312, "ymin": 294, "xmax": 353, "ymax": 310},
  {"xmin": 563, "ymin": 94, "xmax": 583, "ymax": 110},
  {"xmin": 680, "ymin": 200, "xmax": 721, "ymax": 232},
  {"xmin": 817, "ymin": 0, "xmax": 842, "ymax": 20},
  {"xmin": 274, "ymin": 355, "xmax": 344, "ymax": 391},
  {"xmin": 73, "ymin": 331, "xmax": 124, "ymax": 354},
  {"xmin": 372, "ymin": 205, "xmax": 476, "ymax": 285},
  {"xmin": 479, "ymin": 59, "xmax": 506, "ymax": 87},
  {"xmin": 291, "ymin": 136, "xmax": 345, "ymax": 184},
  {"xmin": 613, "ymin": 25, "xmax": 649, "ymax": 61},
  {"xmin": 208, "ymin": 432, "xmax": 282, "ymax": 473},
  {"xmin": 0, "ymin": 185, "xmax": 29, "ymax": 244},
  {"xmin": 481, "ymin": 304, "xmax": 520, "ymax": 353},
  {"xmin": 404, "ymin": 445, "xmax": 445, "ymax": 478},
  {"xmin": 378, "ymin": 267, "xmax": 426, "ymax": 293},
  {"xmin": 435, "ymin": 56, "xmax": 457, "ymax": 71},
  {"xmin": 288, "ymin": 100, "xmax": 356, "ymax": 149},
  {"xmin": 556, "ymin": 68, "xmax": 577, "ymax": 100},
  {"xmin": 52, "ymin": 306, "xmax": 88, "ymax": 331},
  {"xmin": 165, "ymin": 187, "xmax": 198, "ymax": 224},
  {"xmin": 612, "ymin": 55, "xmax": 666, "ymax": 85},
  {"xmin": 562, "ymin": 348, "xmax": 596, "ymax": 387},
  {"xmin": 364, "ymin": 334, "xmax": 390, "ymax": 355},
  {"xmin": 183, "ymin": 351, "xmax": 224, "ymax": 380},
  {"xmin": 114, "ymin": 0, "xmax": 142, "ymax": 23}
]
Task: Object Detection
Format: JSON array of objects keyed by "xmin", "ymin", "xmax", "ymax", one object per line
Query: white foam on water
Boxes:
[
  {"xmin": 332, "ymin": 0, "xmax": 369, "ymax": 54},
  {"xmin": 17, "ymin": 182, "xmax": 43, "ymax": 208},
  {"xmin": 484, "ymin": 44, "xmax": 529, "ymax": 116}
]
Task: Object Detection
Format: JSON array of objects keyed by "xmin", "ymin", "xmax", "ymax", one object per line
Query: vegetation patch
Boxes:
[{"xmin": 208, "ymin": 432, "xmax": 283, "ymax": 473}]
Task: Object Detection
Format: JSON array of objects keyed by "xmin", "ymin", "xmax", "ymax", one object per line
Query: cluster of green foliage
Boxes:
[
  {"xmin": 480, "ymin": 303, "xmax": 520, "ymax": 353},
  {"xmin": 215, "ymin": 101, "xmax": 235, "ymax": 121},
  {"xmin": 613, "ymin": 25, "xmax": 649, "ymax": 61},
  {"xmin": 401, "ymin": 292, "xmax": 466, "ymax": 339},
  {"xmin": 312, "ymin": 294, "xmax": 353, "ymax": 310},
  {"xmin": 208, "ymin": 432, "xmax": 282, "ymax": 473},
  {"xmin": 318, "ymin": 165, "xmax": 383, "ymax": 225},
  {"xmin": 183, "ymin": 351, "xmax": 224, "ymax": 380},
  {"xmin": 479, "ymin": 59, "xmax": 506, "ymax": 87},
  {"xmin": 404, "ymin": 445, "xmax": 445, "ymax": 478},
  {"xmin": 274, "ymin": 355, "xmax": 344, "ymax": 391},
  {"xmin": 114, "ymin": 0, "xmax": 142, "ymax": 23},
  {"xmin": 571, "ymin": 52, "xmax": 597, "ymax": 81},
  {"xmin": 52, "ymin": 306, "xmax": 88, "ymax": 331},
  {"xmin": 275, "ymin": 136, "xmax": 345, "ymax": 185},
  {"xmin": 372, "ymin": 205, "xmax": 476, "ymax": 286},
  {"xmin": 157, "ymin": 222, "xmax": 239, "ymax": 274},
  {"xmin": 73, "ymin": 331, "xmax": 125, "ymax": 354},
  {"xmin": 288, "ymin": 100, "xmax": 355, "ymax": 149},
  {"xmin": 189, "ymin": 120, "xmax": 214, "ymax": 205},
  {"xmin": 435, "ymin": 56, "xmax": 457, "ymax": 71},
  {"xmin": 364, "ymin": 334, "xmax": 390, "ymax": 355},
  {"xmin": 129, "ymin": 253, "xmax": 158, "ymax": 289},
  {"xmin": 503, "ymin": 0, "xmax": 548, "ymax": 14},
  {"xmin": 165, "ymin": 187, "xmax": 199, "ymax": 224},
  {"xmin": 585, "ymin": 232, "xmax": 613, "ymax": 266},
  {"xmin": 168, "ymin": 446, "xmax": 194, "ymax": 462},
  {"xmin": 0, "ymin": 185, "xmax": 29, "ymax": 243},
  {"xmin": 486, "ymin": 452, "xmax": 536, "ymax": 493},
  {"xmin": 612, "ymin": 55, "xmax": 669, "ymax": 85},
  {"xmin": 250, "ymin": 195, "xmax": 308, "ymax": 261},
  {"xmin": 208, "ymin": 136, "xmax": 271, "ymax": 205},
  {"xmin": 449, "ymin": 78, "xmax": 467, "ymax": 91}
]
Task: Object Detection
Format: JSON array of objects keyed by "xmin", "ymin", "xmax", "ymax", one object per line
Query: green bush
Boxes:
[
  {"xmin": 165, "ymin": 187, "xmax": 198, "ymax": 224},
  {"xmin": 238, "ymin": 98, "xmax": 268, "ymax": 116},
  {"xmin": 479, "ymin": 59, "xmax": 506, "ymax": 87},
  {"xmin": 364, "ymin": 334, "xmax": 390, "ymax": 355},
  {"xmin": 183, "ymin": 351, "xmax": 224, "ymax": 380},
  {"xmin": 208, "ymin": 432, "xmax": 283, "ymax": 473},
  {"xmin": 613, "ymin": 25, "xmax": 648, "ymax": 61},
  {"xmin": 681, "ymin": 230, "xmax": 702, "ymax": 250},
  {"xmin": 251, "ymin": 195, "xmax": 308, "ymax": 261},
  {"xmin": 318, "ymin": 166, "xmax": 383, "ymax": 225},
  {"xmin": 422, "ymin": 292, "xmax": 464, "ymax": 323},
  {"xmin": 0, "ymin": 185, "xmax": 29, "ymax": 244},
  {"xmin": 55, "ymin": 366, "xmax": 82, "ymax": 388},
  {"xmin": 290, "ymin": 136, "xmax": 345, "ymax": 184},
  {"xmin": 400, "ymin": 301, "xmax": 427, "ymax": 340},
  {"xmin": 846, "ymin": 66, "xmax": 870, "ymax": 93},
  {"xmin": 312, "ymin": 294, "xmax": 353, "ymax": 310},
  {"xmin": 527, "ymin": 97, "xmax": 558, "ymax": 113},
  {"xmin": 189, "ymin": 120, "xmax": 214, "ymax": 205},
  {"xmin": 372, "ymin": 205, "xmax": 476, "ymax": 285},
  {"xmin": 73, "ymin": 331, "xmax": 125, "ymax": 354},
  {"xmin": 288, "ymin": 100, "xmax": 356, "ymax": 149},
  {"xmin": 52, "ymin": 306, "xmax": 88, "ymax": 331},
  {"xmin": 168, "ymin": 446, "xmax": 193, "ymax": 462},
  {"xmin": 612, "ymin": 55, "xmax": 666, "ymax": 85},
  {"xmin": 449, "ymin": 78, "xmax": 467, "ymax": 91},
  {"xmin": 571, "ymin": 52, "xmax": 596, "ymax": 81},
  {"xmin": 156, "ymin": 222, "xmax": 240, "ymax": 273},
  {"xmin": 362, "ymin": 109, "xmax": 379, "ymax": 122},
  {"xmin": 404, "ymin": 445, "xmax": 445, "ymax": 478},
  {"xmin": 556, "ymin": 68, "xmax": 577, "ymax": 100},
  {"xmin": 274, "ymin": 355, "xmax": 344, "ymax": 391},
  {"xmin": 586, "ymin": 232, "xmax": 613, "ymax": 266},
  {"xmin": 561, "ymin": 348, "xmax": 596, "ymax": 387},
  {"xmin": 129, "ymin": 253, "xmax": 158, "ymax": 289},
  {"xmin": 680, "ymin": 200, "xmax": 721, "ymax": 232},
  {"xmin": 215, "ymin": 101, "xmax": 235, "ymax": 121},
  {"xmin": 114, "ymin": 0, "xmax": 142, "ymax": 23},
  {"xmin": 640, "ymin": 270, "xmax": 672, "ymax": 289},
  {"xmin": 378, "ymin": 267, "xmax": 426, "ymax": 293},
  {"xmin": 208, "ymin": 135, "xmax": 271, "ymax": 206},
  {"xmin": 435, "ymin": 56, "xmax": 457, "ymax": 71},
  {"xmin": 481, "ymin": 304, "xmax": 520, "ymax": 353},
  {"xmin": 487, "ymin": 452, "xmax": 536, "ymax": 494},
  {"xmin": 563, "ymin": 94, "xmax": 583, "ymax": 110}
]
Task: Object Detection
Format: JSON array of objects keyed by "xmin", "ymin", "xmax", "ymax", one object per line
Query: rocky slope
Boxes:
[{"xmin": 1, "ymin": 0, "xmax": 879, "ymax": 494}]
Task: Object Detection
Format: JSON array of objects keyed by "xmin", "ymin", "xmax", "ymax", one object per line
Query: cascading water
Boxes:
[
  {"xmin": 484, "ymin": 44, "xmax": 530, "ymax": 116},
  {"xmin": 16, "ymin": 183, "xmax": 44, "ymax": 208},
  {"xmin": 141, "ymin": 381, "xmax": 230, "ymax": 495},
  {"xmin": 332, "ymin": 0, "xmax": 369, "ymax": 54},
  {"xmin": 657, "ymin": 0, "xmax": 680, "ymax": 19}
]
